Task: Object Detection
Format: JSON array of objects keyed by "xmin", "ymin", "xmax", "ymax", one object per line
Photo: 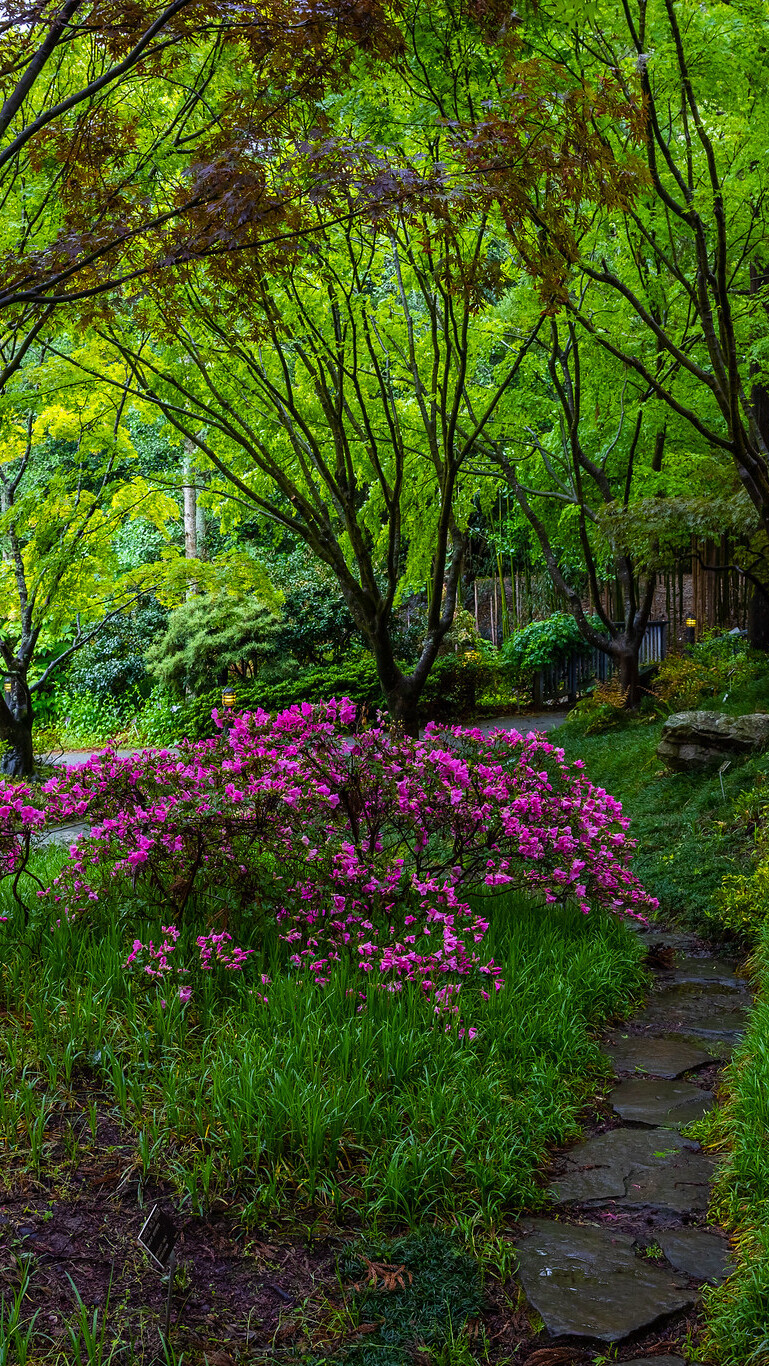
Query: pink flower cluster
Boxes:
[
  {"xmin": 0, "ymin": 698, "xmax": 657, "ymax": 1017},
  {"xmin": 197, "ymin": 931, "xmax": 254, "ymax": 972},
  {"xmin": 123, "ymin": 925, "xmax": 253, "ymax": 1004}
]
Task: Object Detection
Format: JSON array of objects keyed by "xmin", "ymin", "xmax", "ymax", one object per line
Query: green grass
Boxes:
[
  {"xmin": 560, "ymin": 693, "xmax": 769, "ymax": 934},
  {"xmin": 695, "ymin": 922, "xmax": 769, "ymax": 1366},
  {"xmin": 0, "ymin": 852, "xmax": 645, "ymax": 1228}
]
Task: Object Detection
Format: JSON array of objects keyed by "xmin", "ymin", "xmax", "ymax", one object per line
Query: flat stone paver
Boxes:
[
  {"xmin": 671, "ymin": 956, "xmax": 742, "ymax": 988},
  {"xmin": 551, "ymin": 1128, "xmax": 715, "ymax": 1211},
  {"xmin": 680, "ymin": 1031, "xmax": 736, "ymax": 1060},
  {"xmin": 602, "ymin": 1034, "xmax": 716, "ymax": 1078},
  {"xmin": 517, "ymin": 921, "xmax": 749, "ymax": 1353},
  {"xmin": 658, "ymin": 1228, "xmax": 733, "ymax": 1284},
  {"xmin": 515, "ymin": 1220, "xmax": 695, "ymax": 1342},
  {"xmin": 610, "ymin": 1078, "xmax": 714, "ymax": 1127},
  {"xmin": 632, "ymin": 983, "xmax": 749, "ymax": 1037},
  {"xmin": 622, "ymin": 1358, "xmax": 685, "ymax": 1365}
]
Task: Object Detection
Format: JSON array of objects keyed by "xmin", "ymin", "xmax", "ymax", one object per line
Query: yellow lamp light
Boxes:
[
  {"xmin": 222, "ymin": 686, "xmax": 237, "ymax": 711},
  {"xmin": 685, "ymin": 617, "xmax": 696, "ymax": 629}
]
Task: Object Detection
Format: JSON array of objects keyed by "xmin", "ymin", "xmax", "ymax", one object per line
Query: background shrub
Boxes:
[
  {"xmin": 501, "ymin": 613, "xmax": 596, "ymax": 688},
  {"xmin": 652, "ymin": 633, "xmax": 757, "ymax": 712}
]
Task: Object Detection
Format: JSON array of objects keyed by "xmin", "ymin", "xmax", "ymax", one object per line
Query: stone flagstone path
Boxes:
[{"xmin": 514, "ymin": 919, "xmax": 749, "ymax": 1363}]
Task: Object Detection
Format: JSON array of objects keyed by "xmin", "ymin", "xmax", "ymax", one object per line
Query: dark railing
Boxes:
[{"xmin": 535, "ymin": 620, "xmax": 668, "ymax": 704}]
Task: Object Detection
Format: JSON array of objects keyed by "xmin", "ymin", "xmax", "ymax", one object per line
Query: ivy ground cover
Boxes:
[{"xmin": 0, "ymin": 703, "xmax": 649, "ymax": 1360}]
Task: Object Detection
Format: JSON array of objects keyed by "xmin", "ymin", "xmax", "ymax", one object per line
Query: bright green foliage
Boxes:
[
  {"xmin": 146, "ymin": 593, "xmax": 280, "ymax": 694},
  {"xmin": 716, "ymin": 791, "xmax": 769, "ymax": 939},
  {"xmin": 524, "ymin": 0, "xmax": 769, "ymax": 523},
  {"xmin": 0, "ymin": 355, "xmax": 174, "ymax": 648},
  {"xmin": 0, "ymin": 350, "xmax": 180, "ymax": 771},
  {"xmin": 501, "ymin": 613, "xmax": 594, "ymax": 682}
]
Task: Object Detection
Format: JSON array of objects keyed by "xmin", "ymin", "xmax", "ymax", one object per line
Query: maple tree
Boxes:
[
  {"xmin": 490, "ymin": 319, "xmax": 665, "ymax": 705},
  {"xmin": 0, "ymin": 0, "xmax": 404, "ymax": 540},
  {"xmin": 79, "ymin": 0, "xmax": 648, "ymax": 732},
  {"xmin": 97, "ymin": 213, "xmax": 543, "ymax": 735},
  {"xmin": 0, "ymin": 0, "xmax": 401, "ymax": 313},
  {"xmin": 467, "ymin": 0, "xmax": 769, "ymax": 638}
]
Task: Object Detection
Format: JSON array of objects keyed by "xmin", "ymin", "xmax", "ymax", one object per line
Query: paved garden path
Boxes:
[{"xmin": 514, "ymin": 919, "xmax": 747, "ymax": 1362}]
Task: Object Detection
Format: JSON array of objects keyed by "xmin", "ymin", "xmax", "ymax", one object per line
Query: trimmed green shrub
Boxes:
[
  {"xmin": 146, "ymin": 593, "xmax": 280, "ymax": 694},
  {"xmin": 183, "ymin": 654, "xmax": 384, "ymax": 739},
  {"xmin": 501, "ymin": 613, "xmax": 595, "ymax": 687}
]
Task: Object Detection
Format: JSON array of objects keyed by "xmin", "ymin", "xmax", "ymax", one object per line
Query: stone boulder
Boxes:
[{"xmin": 657, "ymin": 710, "xmax": 769, "ymax": 771}]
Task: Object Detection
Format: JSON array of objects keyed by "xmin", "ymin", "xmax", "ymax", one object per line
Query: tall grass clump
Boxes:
[
  {"xmin": 700, "ymin": 923, "xmax": 769, "ymax": 1365},
  {"xmin": 0, "ymin": 866, "xmax": 644, "ymax": 1223}
]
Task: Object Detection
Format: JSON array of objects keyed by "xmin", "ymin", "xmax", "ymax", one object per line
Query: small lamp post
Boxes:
[
  {"xmin": 3, "ymin": 678, "xmax": 12, "ymax": 710},
  {"xmin": 221, "ymin": 685, "xmax": 237, "ymax": 714},
  {"xmin": 685, "ymin": 616, "xmax": 697, "ymax": 646}
]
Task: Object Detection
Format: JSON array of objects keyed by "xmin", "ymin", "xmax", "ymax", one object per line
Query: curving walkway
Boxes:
[{"xmin": 513, "ymin": 920, "xmax": 747, "ymax": 1362}]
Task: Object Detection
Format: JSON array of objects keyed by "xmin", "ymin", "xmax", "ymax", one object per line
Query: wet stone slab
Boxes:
[
  {"xmin": 621, "ymin": 1358, "xmax": 685, "ymax": 1365},
  {"xmin": 514, "ymin": 1220, "xmax": 695, "ymax": 1342},
  {"xmin": 658, "ymin": 1227, "xmax": 733, "ymax": 1284},
  {"xmin": 670, "ymin": 956, "xmax": 742, "ymax": 988},
  {"xmin": 680, "ymin": 1031, "xmax": 737, "ymax": 1061},
  {"xmin": 551, "ymin": 1128, "xmax": 715, "ymax": 1212},
  {"xmin": 602, "ymin": 1034, "xmax": 717, "ymax": 1079},
  {"xmin": 610, "ymin": 1078, "xmax": 715, "ymax": 1127},
  {"xmin": 632, "ymin": 983, "xmax": 749, "ymax": 1038}
]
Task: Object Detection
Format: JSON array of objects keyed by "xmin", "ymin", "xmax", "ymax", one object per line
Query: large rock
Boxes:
[{"xmin": 657, "ymin": 710, "xmax": 769, "ymax": 770}]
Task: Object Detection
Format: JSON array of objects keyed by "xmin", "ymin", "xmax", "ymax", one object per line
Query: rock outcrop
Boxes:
[{"xmin": 657, "ymin": 710, "xmax": 769, "ymax": 770}]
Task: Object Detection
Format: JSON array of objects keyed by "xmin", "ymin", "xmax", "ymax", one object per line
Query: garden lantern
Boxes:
[
  {"xmin": 685, "ymin": 616, "xmax": 696, "ymax": 645},
  {"xmin": 222, "ymin": 685, "xmax": 237, "ymax": 712},
  {"xmin": 3, "ymin": 678, "xmax": 11, "ymax": 702}
]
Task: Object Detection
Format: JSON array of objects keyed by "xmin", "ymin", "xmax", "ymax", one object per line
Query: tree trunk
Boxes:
[
  {"xmin": 0, "ymin": 709, "xmax": 34, "ymax": 777},
  {"xmin": 747, "ymin": 584, "xmax": 769, "ymax": 652},
  {"xmin": 387, "ymin": 683, "xmax": 420, "ymax": 738},
  {"xmin": 616, "ymin": 647, "xmax": 642, "ymax": 709}
]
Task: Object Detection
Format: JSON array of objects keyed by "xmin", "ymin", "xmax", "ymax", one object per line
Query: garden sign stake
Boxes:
[{"xmin": 138, "ymin": 1205, "xmax": 178, "ymax": 1347}]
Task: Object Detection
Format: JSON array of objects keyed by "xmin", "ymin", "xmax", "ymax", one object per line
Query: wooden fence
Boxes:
[{"xmin": 534, "ymin": 620, "xmax": 669, "ymax": 705}]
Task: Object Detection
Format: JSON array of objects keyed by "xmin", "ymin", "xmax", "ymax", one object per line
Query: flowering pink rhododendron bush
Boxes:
[{"xmin": 0, "ymin": 699, "xmax": 656, "ymax": 1014}]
